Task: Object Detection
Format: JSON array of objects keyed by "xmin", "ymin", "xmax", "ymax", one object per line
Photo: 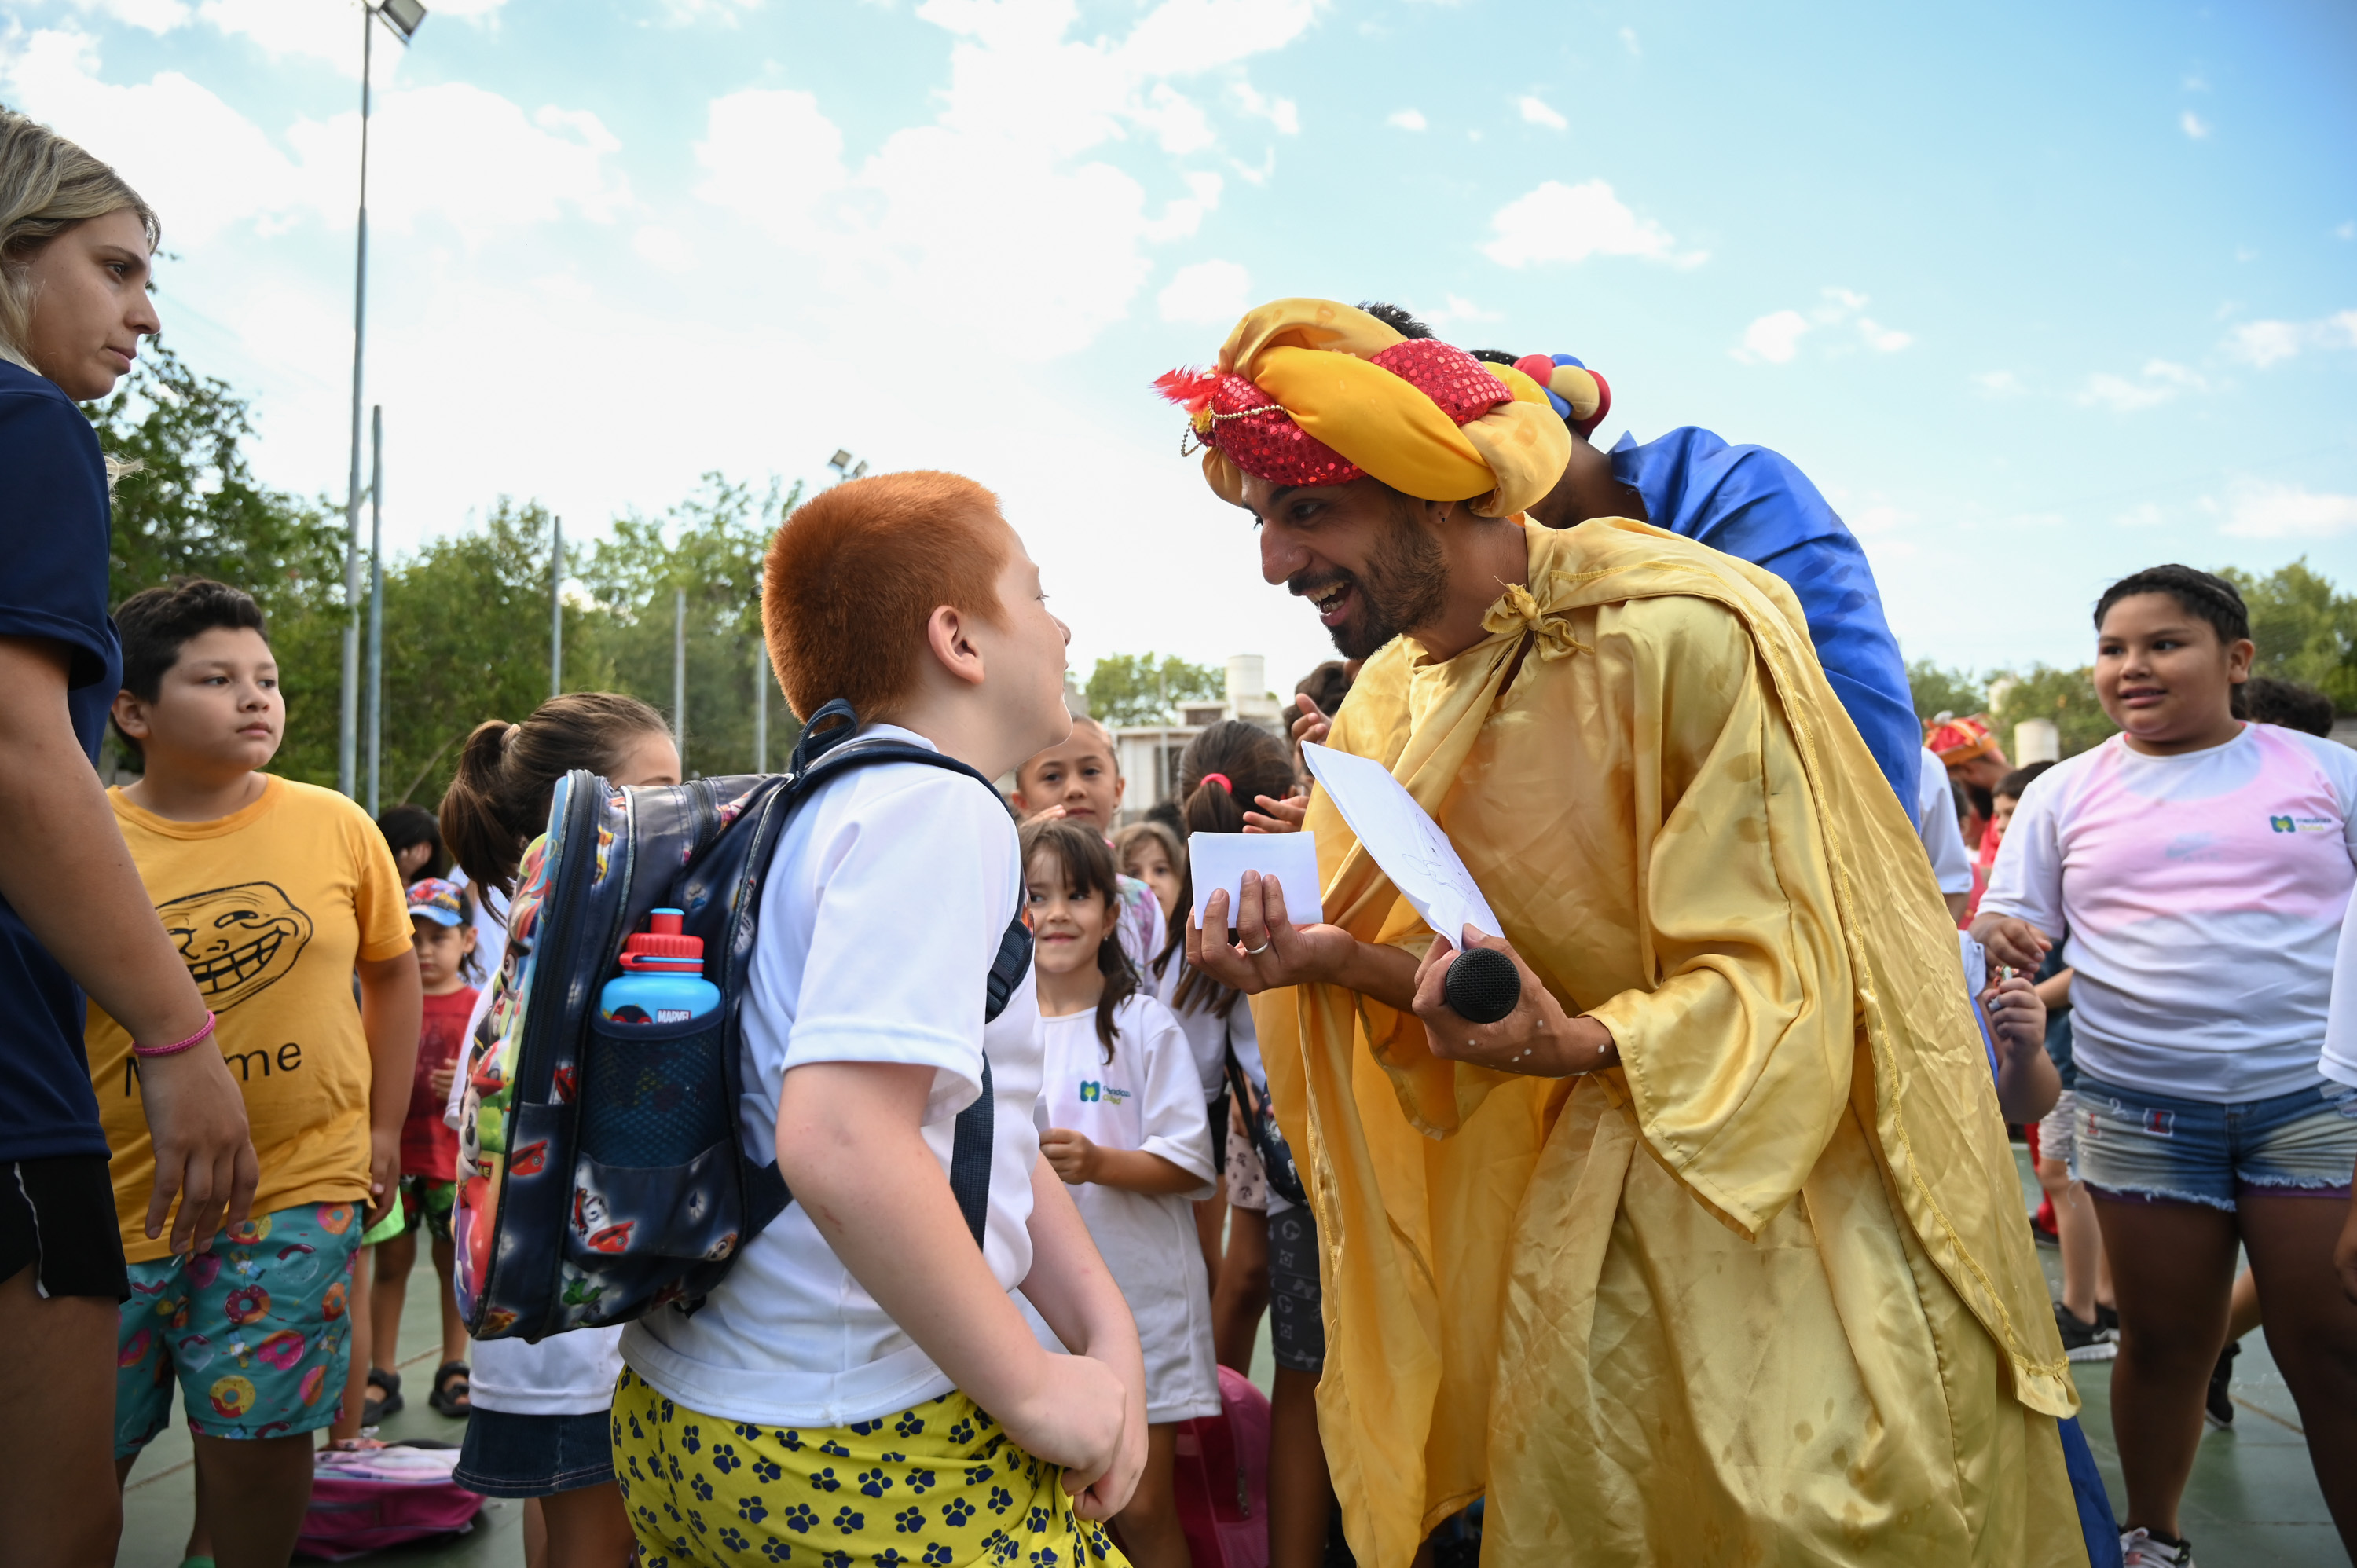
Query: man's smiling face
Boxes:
[{"xmin": 1241, "ymin": 474, "xmax": 1447, "ymax": 659}]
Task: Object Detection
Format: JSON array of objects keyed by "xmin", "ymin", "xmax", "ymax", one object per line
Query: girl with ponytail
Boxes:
[{"xmin": 435, "ymin": 691, "xmax": 677, "ymax": 1568}]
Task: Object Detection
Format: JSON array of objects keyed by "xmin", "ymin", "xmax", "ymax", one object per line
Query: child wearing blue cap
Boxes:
[{"xmin": 365, "ymin": 876, "xmax": 480, "ymax": 1424}]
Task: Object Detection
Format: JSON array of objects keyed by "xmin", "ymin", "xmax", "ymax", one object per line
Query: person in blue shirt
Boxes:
[
  {"xmin": 1463, "ymin": 346, "xmax": 1923, "ymax": 813},
  {"xmin": 0, "ymin": 107, "xmax": 256, "ymax": 1566}
]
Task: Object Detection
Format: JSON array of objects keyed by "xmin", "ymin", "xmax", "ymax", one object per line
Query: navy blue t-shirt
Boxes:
[{"xmin": 0, "ymin": 358, "xmax": 122, "ymax": 1160}]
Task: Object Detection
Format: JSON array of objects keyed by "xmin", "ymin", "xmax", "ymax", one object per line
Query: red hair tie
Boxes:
[{"xmin": 1200, "ymin": 772, "xmax": 1233, "ymax": 794}]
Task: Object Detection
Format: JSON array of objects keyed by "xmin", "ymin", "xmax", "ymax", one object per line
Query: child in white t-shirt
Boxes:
[
  {"xmin": 613, "ymin": 472, "xmax": 1145, "ymax": 1568},
  {"xmin": 1024, "ymin": 816, "xmax": 1218, "ymax": 1568},
  {"xmin": 1975, "ymin": 564, "xmax": 2357, "ymax": 1567}
]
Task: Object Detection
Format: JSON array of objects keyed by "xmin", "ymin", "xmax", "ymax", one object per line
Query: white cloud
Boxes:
[
  {"xmin": 2338, "ymin": 221, "xmax": 2355, "ymax": 241},
  {"xmin": 1971, "ymin": 369, "xmax": 2025, "ymax": 397},
  {"xmin": 2115, "ymin": 502, "xmax": 2166, "ymax": 528},
  {"xmin": 1483, "ymin": 178, "xmax": 1704, "ymax": 269},
  {"xmin": 1850, "ymin": 504, "xmax": 1912, "ymax": 536},
  {"xmin": 1158, "ymin": 259, "xmax": 1252, "ymax": 324},
  {"xmin": 1387, "ymin": 108, "xmax": 1427, "ymax": 131},
  {"xmin": 658, "ymin": 0, "xmax": 763, "ymax": 22},
  {"xmin": 632, "ymin": 225, "xmax": 694, "ymax": 273},
  {"xmin": 2181, "ymin": 110, "xmax": 2211, "ymax": 139},
  {"xmin": 1518, "ymin": 96, "xmax": 1567, "ymax": 131},
  {"xmin": 2183, "ymin": 73, "xmax": 2209, "ymax": 91},
  {"xmin": 68, "ymin": 0, "xmax": 191, "ymax": 33},
  {"xmin": 1857, "ymin": 317, "xmax": 1912, "ymax": 353},
  {"xmin": 1420, "ymin": 294, "xmax": 1500, "ymax": 328},
  {"xmin": 1230, "ymin": 81, "xmax": 1298, "ymax": 135},
  {"xmin": 2224, "ymin": 310, "xmax": 2357, "ymax": 367},
  {"xmin": 2079, "ymin": 359, "xmax": 2205, "ymax": 412},
  {"xmin": 684, "ymin": 0, "xmax": 1319, "ymax": 358},
  {"xmin": 1, "ymin": 28, "xmax": 629, "ymax": 244},
  {"xmin": 1618, "ymin": 26, "xmax": 1640, "ymax": 55},
  {"xmin": 1734, "ymin": 287, "xmax": 1908, "ymax": 362},
  {"xmin": 1735, "ymin": 310, "xmax": 1809, "ymax": 364},
  {"xmin": 2221, "ymin": 482, "xmax": 2357, "ymax": 540}
]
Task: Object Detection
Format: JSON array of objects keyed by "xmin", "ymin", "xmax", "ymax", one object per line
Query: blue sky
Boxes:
[{"xmin": 5, "ymin": 0, "xmax": 2352, "ymax": 697}]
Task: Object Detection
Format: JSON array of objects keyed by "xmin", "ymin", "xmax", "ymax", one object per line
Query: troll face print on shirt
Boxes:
[{"xmin": 158, "ymin": 882, "xmax": 316, "ymax": 1011}]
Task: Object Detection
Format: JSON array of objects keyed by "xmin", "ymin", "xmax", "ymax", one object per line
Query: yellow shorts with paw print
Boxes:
[{"xmin": 610, "ymin": 1365, "xmax": 1127, "ymax": 1568}]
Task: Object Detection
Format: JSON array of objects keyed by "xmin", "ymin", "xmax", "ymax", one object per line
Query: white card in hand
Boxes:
[
  {"xmin": 1188, "ymin": 831, "xmax": 1325, "ymax": 932},
  {"xmin": 1299, "ymin": 740, "xmax": 1501, "ymax": 940}
]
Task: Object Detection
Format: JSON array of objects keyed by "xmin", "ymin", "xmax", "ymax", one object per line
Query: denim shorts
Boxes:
[
  {"xmin": 2073, "ymin": 1075, "xmax": 2357, "ymax": 1211},
  {"xmin": 455, "ymin": 1406, "xmax": 617, "ymax": 1497},
  {"xmin": 1266, "ymin": 1205, "xmax": 1325, "ymax": 1375}
]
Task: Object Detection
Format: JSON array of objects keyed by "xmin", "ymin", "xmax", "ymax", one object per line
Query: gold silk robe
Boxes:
[{"xmin": 1253, "ymin": 518, "xmax": 2083, "ymax": 1566}]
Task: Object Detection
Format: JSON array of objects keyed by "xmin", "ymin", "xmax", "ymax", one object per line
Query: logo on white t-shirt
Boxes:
[
  {"xmin": 1076, "ymin": 1079, "xmax": 1131, "ymax": 1105},
  {"xmin": 2270, "ymin": 813, "xmax": 2336, "ymax": 833}
]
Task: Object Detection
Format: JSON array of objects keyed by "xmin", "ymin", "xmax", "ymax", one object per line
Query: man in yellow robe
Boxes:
[{"xmin": 1165, "ymin": 300, "xmax": 2084, "ymax": 1566}]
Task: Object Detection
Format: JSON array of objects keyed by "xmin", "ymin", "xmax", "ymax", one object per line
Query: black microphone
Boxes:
[{"xmin": 1443, "ymin": 944, "xmax": 1521, "ymax": 1024}]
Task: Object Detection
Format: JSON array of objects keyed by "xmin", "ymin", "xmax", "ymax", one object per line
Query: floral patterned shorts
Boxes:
[
  {"xmin": 610, "ymin": 1365, "xmax": 1127, "ymax": 1568},
  {"xmin": 115, "ymin": 1200, "xmax": 365, "ymax": 1455}
]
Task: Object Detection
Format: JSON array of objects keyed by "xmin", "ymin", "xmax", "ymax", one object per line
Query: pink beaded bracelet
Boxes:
[{"xmin": 134, "ymin": 1010, "xmax": 217, "ymax": 1059}]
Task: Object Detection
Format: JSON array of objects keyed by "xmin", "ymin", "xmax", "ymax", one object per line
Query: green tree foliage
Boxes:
[
  {"xmin": 1905, "ymin": 658, "xmax": 1985, "ymax": 724},
  {"xmin": 2220, "ymin": 558, "xmax": 2357, "ymax": 712},
  {"xmin": 86, "ymin": 343, "xmax": 346, "ymax": 782},
  {"xmin": 1084, "ymin": 653, "xmax": 1224, "ymax": 727},
  {"xmin": 574, "ymin": 473, "xmax": 801, "ymax": 778},
  {"xmin": 1989, "ymin": 664, "xmax": 2118, "ymax": 759}
]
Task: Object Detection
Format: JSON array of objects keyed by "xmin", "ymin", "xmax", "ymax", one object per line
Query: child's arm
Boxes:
[
  {"xmin": 1017, "ymin": 1161, "xmax": 1148, "ymax": 1520},
  {"xmin": 1982, "ymin": 973, "xmax": 2059, "ymax": 1124},
  {"xmin": 776, "ymin": 1059, "xmax": 1127, "ymax": 1486},
  {"xmin": 2034, "ymin": 966, "xmax": 2073, "ymax": 1013},
  {"xmin": 1037, "ymin": 1132, "xmax": 1204, "ymax": 1194},
  {"xmin": 357, "ymin": 954, "xmax": 423, "ymax": 1222}
]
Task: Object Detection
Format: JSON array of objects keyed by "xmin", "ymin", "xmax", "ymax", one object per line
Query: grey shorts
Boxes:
[{"xmin": 1266, "ymin": 1205, "xmax": 1325, "ymax": 1375}]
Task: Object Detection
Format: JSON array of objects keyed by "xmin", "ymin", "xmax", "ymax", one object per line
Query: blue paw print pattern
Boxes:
[{"xmin": 609, "ymin": 1379, "xmax": 1110, "ymax": 1568}]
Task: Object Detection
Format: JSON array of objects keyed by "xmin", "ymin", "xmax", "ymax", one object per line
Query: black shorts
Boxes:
[
  {"xmin": 456, "ymin": 1407, "xmax": 617, "ymax": 1498},
  {"xmin": 1266, "ymin": 1204, "xmax": 1325, "ymax": 1375},
  {"xmin": 1206, "ymin": 1085, "xmax": 1231, "ymax": 1179},
  {"xmin": 0, "ymin": 1156, "xmax": 129, "ymax": 1302}
]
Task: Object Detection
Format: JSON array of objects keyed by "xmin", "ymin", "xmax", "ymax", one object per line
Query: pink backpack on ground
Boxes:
[
  {"xmin": 296, "ymin": 1442, "xmax": 484, "ymax": 1560},
  {"xmin": 1173, "ymin": 1365, "xmax": 1272, "ymax": 1568}
]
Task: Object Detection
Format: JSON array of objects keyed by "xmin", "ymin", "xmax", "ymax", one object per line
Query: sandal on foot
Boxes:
[
  {"xmin": 428, "ymin": 1360, "xmax": 472, "ymax": 1418},
  {"xmin": 363, "ymin": 1366, "xmax": 403, "ymax": 1423}
]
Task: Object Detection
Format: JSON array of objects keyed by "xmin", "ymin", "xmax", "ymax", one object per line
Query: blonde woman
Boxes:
[{"xmin": 0, "ymin": 108, "xmax": 257, "ymax": 1566}]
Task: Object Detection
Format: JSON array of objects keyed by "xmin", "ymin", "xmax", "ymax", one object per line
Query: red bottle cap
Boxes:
[{"xmin": 619, "ymin": 907, "xmax": 702, "ymax": 970}]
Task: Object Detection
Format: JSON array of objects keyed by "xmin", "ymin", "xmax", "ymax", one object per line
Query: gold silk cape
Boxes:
[{"xmin": 1252, "ymin": 518, "xmax": 2084, "ymax": 1566}]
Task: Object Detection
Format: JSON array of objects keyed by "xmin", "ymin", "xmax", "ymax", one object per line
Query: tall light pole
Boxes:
[
  {"xmin": 550, "ymin": 515, "xmax": 564, "ymax": 700},
  {"xmin": 339, "ymin": 0, "xmax": 427, "ymax": 799},
  {"xmin": 365, "ymin": 404, "xmax": 384, "ymax": 815},
  {"xmin": 673, "ymin": 586, "xmax": 688, "ymax": 775}
]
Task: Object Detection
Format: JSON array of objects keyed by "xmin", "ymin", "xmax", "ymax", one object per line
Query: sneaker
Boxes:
[
  {"xmin": 2204, "ymin": 1340, "xmax": 2238, "ymax": 1431},
  {"xmin": 2055, "ymin": 1301, "xmax": 2119, "ymax": 1362},
  {"xmin": 2096, "ymin": 1302, "xmax": 2120, "ymax": 1336},
  {"xmin": 2120, "ymin": 1526, "xmax": 2195, "ymax": 1566}
]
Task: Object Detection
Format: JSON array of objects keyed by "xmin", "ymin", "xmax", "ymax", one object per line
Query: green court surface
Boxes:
[{"xmin": 118, "ymin": 1165, "xmax": 2344, "ymax": 1564}]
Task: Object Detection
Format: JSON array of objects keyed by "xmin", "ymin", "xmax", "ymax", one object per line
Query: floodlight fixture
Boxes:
[{"xmin": 373, "ymin": 0, "xmax": 427, "ymax": 43}]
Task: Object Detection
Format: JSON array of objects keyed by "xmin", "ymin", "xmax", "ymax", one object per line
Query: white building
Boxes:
[{"xmin": 1111, "ymin": 654, "xmax": 1285, "ymax": 822}]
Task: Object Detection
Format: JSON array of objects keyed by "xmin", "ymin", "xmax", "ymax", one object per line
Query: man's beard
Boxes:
[{"xmin": 1295, "ymin": 496, "xmax": 1449, "ymax": 660}]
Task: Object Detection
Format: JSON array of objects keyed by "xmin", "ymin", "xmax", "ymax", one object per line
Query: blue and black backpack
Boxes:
[{"xmin": 453, "ymin": 701, "xmax": 1032, "ymax": 1342}]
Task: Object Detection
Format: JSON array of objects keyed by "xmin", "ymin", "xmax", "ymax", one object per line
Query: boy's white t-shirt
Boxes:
[
  {"xmin": 620, "ymin": 727, "xmax": 1045, "ymax": 1427},
  {"xmin": 1915, "ymin": 746, "xmax": 1973, "ymax": 897},
  {"xmin": 1979, "ymin": 723, "xmax": 2357, "ymax": 1101},
  {"xmin": 1036, "ymin": 991, "xmax": 1220, "ymax": 1424}
]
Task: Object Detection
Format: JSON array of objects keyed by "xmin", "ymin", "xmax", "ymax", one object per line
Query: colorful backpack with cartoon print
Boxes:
[{"xmin": 453, "ymin": 701, "xmax": 1032, "ymax": 1342}]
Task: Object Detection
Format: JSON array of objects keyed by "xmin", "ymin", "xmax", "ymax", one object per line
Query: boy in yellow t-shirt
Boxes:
[{"xmin": 89, "ymin": 580, "xmax": 418, "ymax": 1564}]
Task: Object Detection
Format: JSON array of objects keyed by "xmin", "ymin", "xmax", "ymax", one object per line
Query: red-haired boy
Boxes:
[{"xmin": 612, "ymin": 471, "xmax": 1146, "ymax": 1566}]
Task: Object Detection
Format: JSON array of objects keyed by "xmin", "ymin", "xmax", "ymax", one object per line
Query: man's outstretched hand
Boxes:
[
  {"xmin": 1410, "ymin": 925, "xmax": 1618, "ymax": 1079},
  {"xmin": 1186, "ymin": 873, "xmax": 1359, "ymax": 997}
]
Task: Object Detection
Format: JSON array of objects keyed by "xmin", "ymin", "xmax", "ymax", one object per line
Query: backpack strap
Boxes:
[{"xmin": 747, "ymin": 719, "xmax": 1034, "ymax": 1251}]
